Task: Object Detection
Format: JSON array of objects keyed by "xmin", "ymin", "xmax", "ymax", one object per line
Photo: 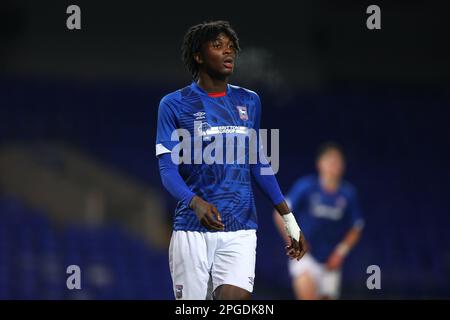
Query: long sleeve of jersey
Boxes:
[
  {"xmin": 158, "ymin": 153, "xmax": 196, "ymax": 208},
  {"xmin": 250, "ymin": 93, "xmax": 285, "ymax": 206},
  {"xmin": 251, "ymin": 160, "xmax": 285, "ymax": 206}
]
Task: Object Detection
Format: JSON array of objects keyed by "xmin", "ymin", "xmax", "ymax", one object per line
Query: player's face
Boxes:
[
  {"xmin": 199, "ymin": 33, "xmax": 236, "ymax": 78},
  {"xmin": 317, "ymin": 150, "xmax": 345, "ymax": 181}
]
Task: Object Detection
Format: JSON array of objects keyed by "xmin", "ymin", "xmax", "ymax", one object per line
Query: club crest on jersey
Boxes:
[
  {"xmin": 196, "ymin": 121, "xmax": 212, "ymax": 141},
  {"xmin": 236, "ymin": 106, "xmax": 248, "ymax": 121}
]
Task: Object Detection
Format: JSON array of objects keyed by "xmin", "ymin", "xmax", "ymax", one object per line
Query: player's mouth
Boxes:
[{"xmin": 223, "ymin": 57, "xmax": 234, "ymax": 69}]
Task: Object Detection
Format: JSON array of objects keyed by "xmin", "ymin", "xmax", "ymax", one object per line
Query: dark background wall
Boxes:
[{"xmin": 2, "ymin": 1, "xmax": 449, "ymax": 86}]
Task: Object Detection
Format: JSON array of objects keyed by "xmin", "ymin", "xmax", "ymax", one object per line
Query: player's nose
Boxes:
[{"xmin": 223, "ymin": 46, "xmax": 234, "ymax": 56}]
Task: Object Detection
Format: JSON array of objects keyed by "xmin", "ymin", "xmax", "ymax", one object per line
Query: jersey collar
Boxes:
[{"xmin": 190, "ymin": 81, "xmax": 231, "ymax": 98}]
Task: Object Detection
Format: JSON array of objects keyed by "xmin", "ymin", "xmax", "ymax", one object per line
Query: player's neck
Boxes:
[
  {"xmin": 196, "ymin": 74, "xmax": 228, "ymax": 94},
  {"xmin": 319, "ymin": 176, "xmax": 340, "ymax": 193}
]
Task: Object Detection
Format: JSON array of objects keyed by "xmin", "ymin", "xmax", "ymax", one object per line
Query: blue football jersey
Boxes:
[
  {"xmin": 156, "ymin": 82, "xmax": 262, "ymax": 232},
  {"xmin": 287, "ymin": 175, "xmax": 364, "ymax": 262}
]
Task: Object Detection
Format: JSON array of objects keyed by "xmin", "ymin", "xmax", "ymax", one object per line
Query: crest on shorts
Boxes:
[
  {"xmin": 175, "ymin": 285, "xmax": 183, "ymax": 299},
  {"xmin": 236, "ymin": 106, "xmax": 248, "ymax": 121}
]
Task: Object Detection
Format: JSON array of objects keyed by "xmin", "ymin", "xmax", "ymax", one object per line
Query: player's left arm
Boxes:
[
  {"xmin": 326, "ymin": 188, "xmax": 365, "ymax": 271},
  {"xmin": 325, "ymin": 226, "xmax": 363, "ymax": 271},
  {"xmin": 250, "ymin": 92, "xmax": 306, "ymax": 260},
  {"xmin": 251, "ymin": 163, "xmax": 307, "ymax": 261},
  {"xmin": 274, "ymin": 200, "xmax": 308, "ymax": 261}
]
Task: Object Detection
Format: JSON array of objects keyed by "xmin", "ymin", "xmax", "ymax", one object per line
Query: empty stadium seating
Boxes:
[{"xmin": 0, "ymin": 196, "xmax": 173, "ymax": 299}]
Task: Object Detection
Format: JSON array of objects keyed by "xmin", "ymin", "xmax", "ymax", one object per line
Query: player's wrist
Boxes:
[
  {"xmin": 281, "ymin": 212, "xmax": 301, "ymax": 242},
  {"xmin": 335, "ymin": 243, "xmax": 350, "ymax": 257},
  {"xmin": 189, "ymin": 195, "xmax": 200, "ymax": 210}
]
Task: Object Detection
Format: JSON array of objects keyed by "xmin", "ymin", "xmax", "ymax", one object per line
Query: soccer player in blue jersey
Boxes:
[
  {"xmin": 274, "ymin": 142, "xmax": 364, "ymax": 299},
  {"xmin": 156, "ymin": 21, "xmax": 307, "ymax": 300}
]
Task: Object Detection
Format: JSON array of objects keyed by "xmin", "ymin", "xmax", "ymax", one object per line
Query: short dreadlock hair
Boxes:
[{"xmin": 181, "ymin": 20, "xmax": 240, "ymax": 80}]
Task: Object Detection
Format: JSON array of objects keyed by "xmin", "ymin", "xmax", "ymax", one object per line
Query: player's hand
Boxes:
[
  {"xmin": 325, "ymin": 243, "xmax": 349, "ymax": 270},
  {"xmin": 325, "ymin": 251, "xmax": 344, "ymax": 271},
  {"xmin": 189, "ymin": 195, "xmax": 225, "ymax": 231},
  {"xmin": 286, "ymin": 233, "xmax": 307, "ymax": 261},
  {"xmin": 281, "ymin": 212, "xmax": 307, "ymax": 260}
]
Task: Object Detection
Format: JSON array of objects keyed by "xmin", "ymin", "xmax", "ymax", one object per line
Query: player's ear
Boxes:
[{"xmin": 194, "ymin": 52, "xmax": 204, "ymax": 65}]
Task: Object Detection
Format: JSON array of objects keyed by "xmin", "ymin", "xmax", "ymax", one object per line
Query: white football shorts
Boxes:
[
  {"xmin": 288, "ymin": 253, "xmax": 342, "ymax": 299},
  {"xmin": 169, "ymin": 229, "xmax": 257, "ymax": 300}
]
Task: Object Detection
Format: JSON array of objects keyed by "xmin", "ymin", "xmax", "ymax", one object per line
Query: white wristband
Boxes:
[{"xmin": 281, "ymin": 212, "xmax": 301, "ymax": 242}]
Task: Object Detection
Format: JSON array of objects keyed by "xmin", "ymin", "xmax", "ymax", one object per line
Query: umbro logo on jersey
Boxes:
[
  {"xmin": 193, "ymin": 111, "xmax": 206, "ymax": 120},
  {"xmin": 248, "ymin": 277, "xmax": 254, "ymax": 286}
]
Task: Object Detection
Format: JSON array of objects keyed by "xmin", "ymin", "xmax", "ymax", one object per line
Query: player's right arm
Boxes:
[
  {"xmin": 158, "ymin": 155, "xmax": 224, "ymax": 231},
  {"xmin": 156, "ymin": 97, "xmax": 224, "ymax": 231},
  {"xmin": 189, "ymin": 195, "xmax": 224, "ymax": 231}
]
